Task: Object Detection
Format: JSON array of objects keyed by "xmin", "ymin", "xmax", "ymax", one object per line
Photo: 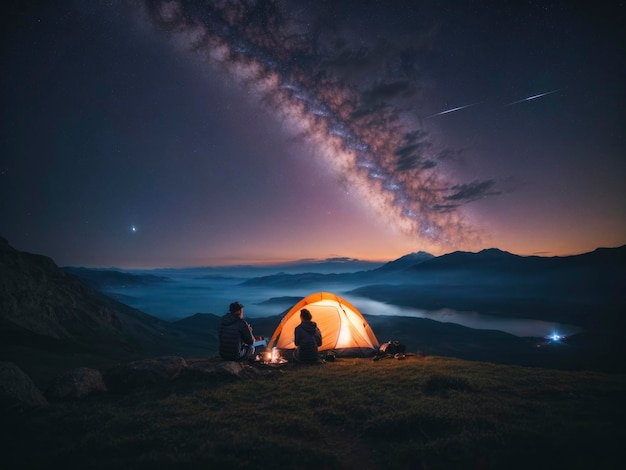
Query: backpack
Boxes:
[
  {"xmin": 379, "ymin": 340, "xmax": 405, "ymax": 355},
  {"xmin": 321, "ymin": 350, "xmax": 336, "ymax": 362},
  {"xmin": 373, "ymin": 340, "xmax": 406, "ymax": 361}
]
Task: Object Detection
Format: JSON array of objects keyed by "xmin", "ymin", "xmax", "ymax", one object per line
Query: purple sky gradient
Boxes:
[{"xmin": 1, "ymin": 1, "xmax": 624, "ymax": 267}]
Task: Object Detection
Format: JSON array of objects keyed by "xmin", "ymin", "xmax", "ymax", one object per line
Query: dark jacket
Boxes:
[
  {"xmin": 219, "ymin": 312, "xmax": 254, "ymax": 361},
  {"xmin": 294, "ymin": 320, "xmax": 322, "ymax": 363}
]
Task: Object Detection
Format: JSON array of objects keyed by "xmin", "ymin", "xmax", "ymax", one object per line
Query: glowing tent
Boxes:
[{"xmin": 267, "ymin": 292, "xmax": 379, "ymax": 357}]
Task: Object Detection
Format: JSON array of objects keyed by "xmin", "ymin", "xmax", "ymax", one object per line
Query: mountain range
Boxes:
[
  {"xmin": 242, "ymin": 246, "xmax": 626, "ymax": 329},
  {"xmin": 2, "ymin": 235, "xmax": 625, "ymax": 385}
]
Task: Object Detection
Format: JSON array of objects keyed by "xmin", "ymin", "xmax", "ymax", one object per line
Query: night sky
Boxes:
[{"xmin": 1, "ymin": 1, "xmax": 624, "ymax": 268}]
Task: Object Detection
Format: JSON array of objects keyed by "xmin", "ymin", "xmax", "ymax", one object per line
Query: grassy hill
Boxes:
[
  {"xmin": 4, "ymin": 355, "xmax": 625, "ymax": 469},
  {"xmin": 2, "ymin": 237, "xmax": 625, "ymax": 468}
]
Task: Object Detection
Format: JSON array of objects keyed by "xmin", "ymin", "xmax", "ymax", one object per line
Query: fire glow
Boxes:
[{"xmin": 261, "ymin": 347, "xmax": 287, "ymax": 364}]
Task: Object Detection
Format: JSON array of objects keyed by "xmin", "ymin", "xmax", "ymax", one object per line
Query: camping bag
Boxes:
[{"xmin": 379, "ymin": 340, "xmax": 405, "ymax": 355}]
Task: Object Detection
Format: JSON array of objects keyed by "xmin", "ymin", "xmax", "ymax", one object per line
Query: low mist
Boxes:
[{"xmin": 101, "ymin": 266, "xmax": 582, "ymax": 338}]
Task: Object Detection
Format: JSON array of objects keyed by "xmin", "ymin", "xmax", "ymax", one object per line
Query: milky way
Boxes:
[{"xmin": 137, "ymin": 0, "xmax": 495, "ymax": 251}]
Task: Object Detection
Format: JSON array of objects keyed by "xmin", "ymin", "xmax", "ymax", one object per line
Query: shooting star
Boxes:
[
  {"xmin": 426, "ymin": 102, "xmax": 481, "ymax": 118},
  {"xmin": 505, "ymin": 89, "xmax": 560, "ymax": 106}
]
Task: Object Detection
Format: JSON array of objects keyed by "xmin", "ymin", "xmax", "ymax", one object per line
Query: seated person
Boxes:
[
  {"xmin": 293, "ymin": 308, "xmax": 322, "ymax": 363},
  {"xmin": 218, "ymin": 301, "xmax": 255, "ymax": 361}
]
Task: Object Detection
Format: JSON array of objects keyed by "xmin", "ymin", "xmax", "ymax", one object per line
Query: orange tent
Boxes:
[{"xmin": 267, "ymin": 292, "xmax": 379, "ymax": 357}]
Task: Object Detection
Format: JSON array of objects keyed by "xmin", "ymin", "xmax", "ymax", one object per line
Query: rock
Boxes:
[
  {"xmin": 45, "ymin": 367, "xmax": 107, "ymax": 400},
  {"xmin": 185, "ymin": 359, "xmax": 274, "ymax": 380},
  {"xmin": 104, "ymin": 356, "xmax": 188, "ymax": 392},
  {"xmin": 0, "ymin": 362, "xmax": 48, "ymax": 411}
]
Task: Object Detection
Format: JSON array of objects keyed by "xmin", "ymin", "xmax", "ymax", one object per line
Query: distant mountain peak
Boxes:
[
  {"xmin": 409, "ymin": 248, "xmax": 524, "ymax": 271},
  {"xmin": 477, "ymin": 248, "xmax": 515, "ymax": 256},
  {"xmin": 374, "ymin": 251, "xmax": 434, "ymax": 272},
  {"xmin": 400, "ymin": 251, "xmax": 435, "ymax": 260}
]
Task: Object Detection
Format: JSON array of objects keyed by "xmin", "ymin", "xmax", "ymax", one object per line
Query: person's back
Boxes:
[
  {"xmin": 219, "ymin": 301, "xmax": 255, "ymax": 361},
  {"xmin": 294, "ymin": 308, "xmax": 322, "ymax": 363}
]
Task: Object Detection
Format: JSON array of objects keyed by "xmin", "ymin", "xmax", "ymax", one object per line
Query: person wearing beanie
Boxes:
[{"xmin": 218, "ymin": 301, "xmax": 256, "ymax": 361}]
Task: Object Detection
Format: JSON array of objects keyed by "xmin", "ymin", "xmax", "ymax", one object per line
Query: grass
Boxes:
[{"xmin": 5, "ymin": 355, "xmax": 626, "ymax": 469}]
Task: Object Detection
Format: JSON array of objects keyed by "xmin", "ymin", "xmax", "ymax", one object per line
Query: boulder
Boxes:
[
  {"xmin": 45, "ymin": 367, "xmax": 107, "ymax": 400},
  {"xmin": 104, "ymin": 356, "xmax": 188, "ymax": 392},
  {"xmin": 185, "ymin": 359, "xmax": 274, "ymax": 380},
  {"xmin": 0, "ymin": 362, "xmax": 48, "ymax": 411}
]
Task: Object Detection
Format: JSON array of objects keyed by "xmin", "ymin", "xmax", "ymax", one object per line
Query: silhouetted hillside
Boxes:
[
  {"xmin": 406, "ymin": 246, "xmax": 626, "ymax": 276},
  {"xmin": 62, "ymin": 266, "xmax": 171, "ymax": 289},
  {"xmin": 0, "ymin": 237, "xmax": 214, "ymax": 384},
  {"xmin": 242, "ymin": 245, "xmax": 625, "ymax": 286},
  {"xmin": 354, "ymin": 246, "xmax": 626, "ymax": 331},
  {"xmin": 239, "ymin": 246, "xmax": 625, "ymax": 332}
]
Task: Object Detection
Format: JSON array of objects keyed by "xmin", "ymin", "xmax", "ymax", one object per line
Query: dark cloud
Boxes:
[
  {"xmin": 404, "ymin": 130, "xmax": 429, "ymax": 144},
  {"xmin": 445, "ymin": 180, "xmax": 500, "ymax": 202},
  {"xmin": 396, "ymin": 155, "xmax": 422, "ymax": 171},
  {"xmin": 323, "ymin": 257, "xmax": 359, "ymax": 263},
  {"xmin": 394, "ymin": 142, "xmax": 427, "ymax": 158},
  {"xmin": 396, "ymin": 154, "xmax": 437, "ymax": 171},
  {"xmin": 394, "ymin": 132, "xmax": 433, "ymax": 171}
]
